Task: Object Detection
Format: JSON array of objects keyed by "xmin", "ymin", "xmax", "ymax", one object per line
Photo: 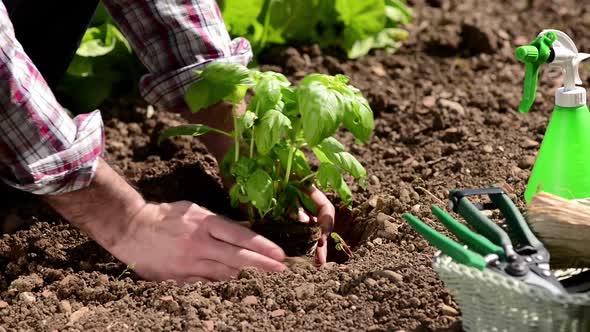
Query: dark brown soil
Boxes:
[
  {"xmin": 251, "ymin": 219, "xmax": 322, "ymax": 258},
  {"xmin": 2, "ymin": 0, "xmax": 589, "ymax": 330}
]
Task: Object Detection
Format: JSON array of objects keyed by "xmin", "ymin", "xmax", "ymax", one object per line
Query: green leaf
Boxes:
[
  {"xmin": 342, "ymin": 95, "xmax": 374, "ymax": 143},
  {"xmin": 252, "ymin": 71, "xmax": 291, "ymax": 86},
  {"xmin": 348, "ymin": 37, "xmax": 375, "ymax": 59},
  {"xmin": 296, "ymin": 187, "xmax": 318, "ymax": 215},
  {"xmin": 373, "ymin": 28, "xmax": 409, "ymax": 49},
  {"xmin": 250, "ymin": 76, "xmax": 284, "ymax": 115},
  {"xmin": 238, "ymin": 111, "xmax": 257, "ymax": 133},
  {"xmin": 66, "ymin": 56, "xmax": 94, "ymax": 77},
  {"xmin": 335, "ymin": 0, "xmax": 385, "ymax": 34},
  {"xmin": 76, "ymin": 23, "xmax": 131, "ymax": 58},
  {"xmin": 157, "ymin": 124, "xmax": 215, "ymax": 145},
  {"xmin": 245, "ymin": 169, "xmax": 275, "ymax": 212},
  {"xmin": 311, "ymin": 145, "xmax": 330, "ymax": 164},
  {"xmin": 299, "ymin": 73, "xmax": 348, "ymax": 89},
  {"xmin": 231, "ymin": 158, "xmax": 257, "ymax": 181},
  {"xmin": 281, "ymin": 87, "xmax": 299, "ymax": 117},
  {"xmin": 250, "ymin": 72, "xmax": 290, "ymax": 113},
  {"xmin": 256, "ymin": 155, "xmax": 275, "ymax": 169},
  {"xmin": 91, "ymin": 3, "xmax": 112, "ymax": 26},
  {"xmin": 291, "ymin": 149, "xmax": 313, "ymax": 178},
  {"xmin": 184, "ymin": 62, "xmax": 253, "ymax": 113},
  {"xmin": 76, "ymin": 27, "xmax": 115, "ymax": 57},
  {"xmin": 300, "ymin": 74, "xmax": 373, "ymax": 142},
  {"xmin": 336, "ymin": 0, "xmax": 385, "ymax": 52},
  {"xmin": 220, "ymin": 145, "xmax": 236, "ymax": 180},
  {"xmin": 273, "ymin": 184, "xmax": 298, "ymax": 219},
  {"xmin": 298, "ymin": 81, "xmax": 345, "ymax": 146},
  {"xmin": 229, "ymin": 184, "xmax": 249, "ymax": 208},
  {"xmin": 266, "ymin": 0, "xmax": 322, "ymax": 41},
  {"xmin": 316, "ymin": 163, "xmax": 352, "ymax": 205},
  {"xmin": 56, "ymin": 75, "xmax": 112, "ymax": 113},
  {"xmin": 254, "ymin": 109, "xmax": 291, "ymax": 155},
  {"xmin": 385, "ymin": 0, "xmax": 413, "ymax": 25},
  {"xmin": 219, "ymin": 0, "xmax": 265, "ymax": 36},
  {"xmin": 315, "ymin": 137, "xmax": 366, "ymax": 179},
  {"xmin": 229, "ymin": 185, "xmax": 240, "ymax": 208},
  {"xmin": 106, "ymin": 23, "xmax": 132, "ymax": 54},
  {"xmin": 347, "ymin": 27, "xmax": 408, "ymax": 58}
]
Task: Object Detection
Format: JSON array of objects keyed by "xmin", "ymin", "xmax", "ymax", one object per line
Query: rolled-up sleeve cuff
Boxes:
[
  {"xmin": 3, "ymin": 110, "xmax": 105, "ymax": 195},
  {"xmin": 139, "ymin": 37, "xmax": 253, "ymax": 111}
]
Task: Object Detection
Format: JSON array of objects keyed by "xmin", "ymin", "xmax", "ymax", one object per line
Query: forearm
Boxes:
[
  {"xmin": 184, "ymin": 102, "xmax": 239, "ymax": 162},
  {"xmin": 43, "ymin": 158, "xmax": 146, "ymax": 250}
]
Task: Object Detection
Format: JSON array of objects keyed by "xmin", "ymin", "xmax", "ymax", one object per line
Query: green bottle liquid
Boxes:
[{"xmin": 516, "ymin": 29, "xmax": 590, "ymax": 203}]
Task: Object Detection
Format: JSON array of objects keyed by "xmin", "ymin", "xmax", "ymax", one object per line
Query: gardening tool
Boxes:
[
  {"xmin": 403, "ymin": 187, "xmax": 566, "ymax": 295},
  {"xmin": 515, "ymin": 29, "xmax": 590, "ymax": 202}
]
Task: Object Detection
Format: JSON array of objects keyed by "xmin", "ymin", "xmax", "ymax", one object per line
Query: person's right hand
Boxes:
[
  {"xmin": 109, "ymin": 201, "xmax": 287, "ymax": 283},
  {"xmin": 45, "ymin": 158, "xmax": 286, "ymax": 284}
]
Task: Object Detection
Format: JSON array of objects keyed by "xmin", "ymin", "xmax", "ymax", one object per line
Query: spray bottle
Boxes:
[{"xmin": 516, "ymin": 29, "xmax": 590, "ymax": 203}]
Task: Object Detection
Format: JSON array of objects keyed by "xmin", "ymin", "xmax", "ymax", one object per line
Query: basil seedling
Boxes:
[{"xmin": 159, "ymin": 62, "xmax": 373, "ymax": 225}]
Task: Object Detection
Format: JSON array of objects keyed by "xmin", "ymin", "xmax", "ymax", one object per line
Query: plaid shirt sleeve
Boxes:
[
  {"xmin": 102, "ymin": 0, "xmax": 253, "ymax": 111},
  {"xmin": 0, "ymin": 0, "xmax": 248, "ymax": 195},
  {"xmin": 0, "ymin": 2, "xmax": 104, "ymax": 195}
]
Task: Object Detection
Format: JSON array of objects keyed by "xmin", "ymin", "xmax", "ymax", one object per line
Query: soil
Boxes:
[
  {"xmin": 2, "ymin": 0, "xmax": 590, "ymax": 330},
  {"xmin": 251, "ymin": 219, "xmax": 322, "ymax": 258}
]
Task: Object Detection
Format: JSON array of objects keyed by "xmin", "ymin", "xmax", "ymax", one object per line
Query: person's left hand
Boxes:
[{"xmin": 304, "ymin": 185, "xmax": 336, "ymax": 266}]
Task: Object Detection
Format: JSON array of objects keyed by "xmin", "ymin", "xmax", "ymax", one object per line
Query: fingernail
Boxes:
[
  {"xmin": 271, "ymin": 248, "xmax": 286, "ymax": 261},
  {"xmin": 298, "ymin": 208, "xmax": 310, "ymax": 223}
]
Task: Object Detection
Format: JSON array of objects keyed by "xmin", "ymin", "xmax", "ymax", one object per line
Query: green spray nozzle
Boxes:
[{"xmin": 516, "ymin": 31, "xmax": 557, "ymax": 113}]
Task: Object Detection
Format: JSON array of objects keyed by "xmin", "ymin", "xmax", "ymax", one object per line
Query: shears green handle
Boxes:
[
  {"xmin": 489, "ymin": 193, "xmax": 543, "ymax": 251},
  {"xmin": 451, "ymin": 192, "xmax": 518, "ymax": 260},
  {"xmin": 403, "ymin": 213, "xmax": 487, "ymax": 270},
  {"xmin": 431, "ymin": 205, "xmax": 504, "ymax": 258}
]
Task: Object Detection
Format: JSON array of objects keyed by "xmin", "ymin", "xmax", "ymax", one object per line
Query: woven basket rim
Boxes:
[{"xmin": 432, "ymin": 251, "xmax": 590, "ymax": 304}]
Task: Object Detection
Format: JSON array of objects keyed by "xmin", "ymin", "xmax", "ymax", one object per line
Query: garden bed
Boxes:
[{"xmin": 1, "ymin": 0, "xmax": 589, "ymax": 330}]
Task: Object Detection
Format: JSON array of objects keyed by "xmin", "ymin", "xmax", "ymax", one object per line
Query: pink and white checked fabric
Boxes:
[{"xmin": 0, "ymin": 0, "xmax": 252, "ymax": 195}]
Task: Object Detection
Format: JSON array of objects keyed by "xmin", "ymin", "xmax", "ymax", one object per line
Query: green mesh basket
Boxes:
[{"xmin": 433, "ymin": 253, "xmax": 590, "ymax": 332}]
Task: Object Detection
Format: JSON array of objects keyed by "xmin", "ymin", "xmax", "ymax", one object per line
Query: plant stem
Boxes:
[
  {"xmin": 250, "ymin": 102, "xmax": 260, "ymax": 158},
  {"xmin": 284, "ymin": 146, "xmax": 296, "ymax": 184},
  {"xmin": 232, "ymin": 104, "xmax": 239, "ymax": 163},
  {"xmin": 209, "ymin": 127, "xmax": 233, "ymax": 137},
  {"xmin": 298, "ymin": 172, "xmax": 316, "ymax": 184},
  {"xmin": 258, "ymin": 0, "xmax": 274, "ymax": 52},
  {"xmin": 250, "ymin": 133, "xmax": 255, "ymax": 158}
]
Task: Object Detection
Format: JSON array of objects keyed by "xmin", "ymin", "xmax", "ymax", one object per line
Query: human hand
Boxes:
[
  {"xmin": 178, "ymin": 101, "xmax": 244, "ymax": 163},
  {"xmin": 109, "ymin": 201, "xmax": 287, "ymax": 283},
  {"xmin": 45, "ymin": 159, "xmax": 285, "ymax": 283},
  {"xmin": 300, "ymin": 186, "xmax": 336, "ymax": 266}
]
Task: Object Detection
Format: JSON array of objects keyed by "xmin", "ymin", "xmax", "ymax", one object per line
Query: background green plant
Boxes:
[
  {"xmin": 56, "ymin": 4, "xmax": 145, "ymax": 114},
  {"xmin": 59, "ymin": 0, "xmax": 411, "ymax": 113},
  {"xmin": 218, "ymin": 0, "xmax": 412, "ymax": 58}
]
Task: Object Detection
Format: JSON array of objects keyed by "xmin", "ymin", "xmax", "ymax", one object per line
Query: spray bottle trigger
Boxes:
[{"xmin": 574, "ymin": 53, "xmax": 590, "ymax": 85}]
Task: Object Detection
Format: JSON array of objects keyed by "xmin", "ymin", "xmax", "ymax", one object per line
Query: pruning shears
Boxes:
[{"xmin": 403, "ymin": 187, "xmax": 567, "ymax": 295}]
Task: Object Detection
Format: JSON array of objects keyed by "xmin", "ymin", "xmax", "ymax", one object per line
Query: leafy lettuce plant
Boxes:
[
  {"xmin": 57, "ymin": 4, "xmax": 144, "ymax": 113},
  {"xmin": 218, "ymin": 0, "xmax": 412, "ymax": 58},
  {"xmin": 159, "ymin": 62, "xmax": 374, "ymax": 221}
]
